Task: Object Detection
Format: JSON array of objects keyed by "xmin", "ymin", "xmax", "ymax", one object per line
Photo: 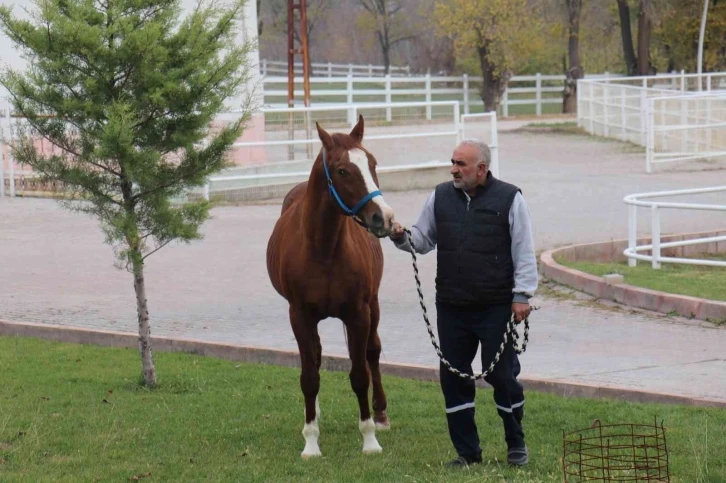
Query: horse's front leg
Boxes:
[
  {"xmin": 290, "ymin": 305, "xmax": 322, "ymax": 458},
  {"xmin": 345, "ymin": 307, "xmax": 383, "ymax": 455},
  {"xmin": 367, "ymin": 297, "xmax": 389, "ymax": 430}
]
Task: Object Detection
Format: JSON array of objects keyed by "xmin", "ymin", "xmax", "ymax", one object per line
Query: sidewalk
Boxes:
[{"xmin": 1, "ymin": 129, "xmax": 725, "ymax": 406}]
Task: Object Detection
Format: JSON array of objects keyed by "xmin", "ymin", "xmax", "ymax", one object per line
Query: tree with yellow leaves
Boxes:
[{"xmin": 433, "ymin": 0, "xmax": 544, "ymax": 112}]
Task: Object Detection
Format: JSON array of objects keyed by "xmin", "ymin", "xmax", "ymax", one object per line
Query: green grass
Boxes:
[
  {"xmin": 557, "ymin": 254, "xmax": 726, "ymax": 306},
  {"xmin": 1, "ymin": 336, "xmax": 724, "ymax": 482}
]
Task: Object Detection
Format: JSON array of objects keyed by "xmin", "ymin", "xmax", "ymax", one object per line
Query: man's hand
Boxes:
[
  {"xmin": 389, "ymin": 221, "xmax": 405, "ymax": 240},
  {"xmin": 511, "ymin": 302, "xmax": 531, "ymax": 324}
]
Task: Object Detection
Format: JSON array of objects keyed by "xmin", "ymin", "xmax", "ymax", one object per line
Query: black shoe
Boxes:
[
  {"xmin": 507, "ymin": 446, "xmax": 529, "ymax": 466},
  {"xmin": 445, "ymin": 455, "xmax": 481, "ymax": 468}
]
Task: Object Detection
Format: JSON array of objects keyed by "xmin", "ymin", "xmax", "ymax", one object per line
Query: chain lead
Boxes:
[{"xmin": 402, "ymin": 227, "xmax": 537, "ymax": 381}]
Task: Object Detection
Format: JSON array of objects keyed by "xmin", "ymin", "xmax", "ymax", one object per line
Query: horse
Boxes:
[{"xmin": 266, "ymin": 115, "xmax": 395, "ymax": 458}]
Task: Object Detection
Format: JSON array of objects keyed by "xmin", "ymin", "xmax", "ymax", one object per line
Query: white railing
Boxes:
[
  {"xmin": 624, "ymin": 186, "xmax": 726, "ymax": 268},
  {"xmin": 578, "ymin": 71, "xmax": 726, "ymax": 172},
  {"xmin": 646, "ymin": 92, "xmax": 726, "ymax": 172},
  {"xmin": 0, "ymin": 100, "xmax": 16, "ymax": 198},
  {"xmin": 264, "ymin": 72, "xmax": 624, "ymax": 116},
  {"xmin": 260, "ymin": 59, "xmax": 411, "ymax": 78},
  {"xmin": 461, "ymin": 112, "xmax": 499, "ymax": 178},
  {"xmin": 197, "ymin": 101, "xmax": 500, "ymax": 200}
]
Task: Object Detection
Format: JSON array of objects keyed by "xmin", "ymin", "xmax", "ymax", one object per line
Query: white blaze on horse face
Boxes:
[
  {"xmin": 359, "ymin": 418, "xmax": 383, "ymax": 454},
  {"xmin": 348, "ymin": 149, "xmax": 394, "ymax": 224}
]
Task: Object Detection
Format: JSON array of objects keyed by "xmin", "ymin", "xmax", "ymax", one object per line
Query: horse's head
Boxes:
[{"xmin": 316, "ymin": 116, "xmax": 395, "ymax": 238}]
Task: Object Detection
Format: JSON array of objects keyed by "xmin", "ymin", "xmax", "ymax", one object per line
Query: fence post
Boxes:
[
  {"xmin": 680, "ymin": 70, "xmax": 686, "ymax": 92},
  {"xmin": 347, "ymin": 74, "xmax": 354, "ymax": 124},
  {"xmin": 620, "ymin": 85, "xmax": 626, "ymax": 141},
  {"xmin": 603, "ymin": 83, "xmax": 609, "ymax": 137},
  {"xmin": 588, "ymin": 82, "xmax": 594, "ymax": 133},
  {"xmin": 639, "ymin": 88, "xmax": 647, "ymax": 146},
  {"xmin": 5, "ymin": 105, "xmax": 14, "ymax": 197},
  {"xmin": 348, "ymin": 63, "xmax": 353, "ymax": 76},
  {"xmin": 503, "ymin": 89, "xmax": 509, "ymax": 118},
  {"xmin": 707, "ymin": 74, "xmax": 712, "ymax": 91},
  {"xmin": 327, "ymin": 62, "xmax": 332, "ymax": 78},
  {"xmin": 262, "ymin": 59, "xmax": 267, "ymax": 77},
  {"xmin": 0, "ymin": 109, "xmax": 5, "ymax": 199},
  {"xmin": 577, "ymin": 80, "xmax": 583, "ymax": 128},
  {"xmin": 385, "ymin": 74, "xmax": 392, "ymax": 122},
  {"xmin": 535, "ymin": 73, "xmax": 542, "ymax": 116},
  {"xmin": 203, "ymin": 182, "xmax": 210, "ymax": 201},
  {"xmin": 368, "ymin": 64, "xmax": 373, "ymax": 76},
  {"xmin": 350, "ymin": 105, "xmax": 358, "ymax": 129},
  {"xmin": 425, "ymin": 73, "xmax": 432, "ymax": 120},
  {"xmin": 651, "ymin": 205, "xmax": 661, "ymax": 269},
  {"xmin": 490, "ymin": 112, "xmax": 499, "ymax": 178},
  {"xmin": 646, "ymin": 98, "xmax": 655, "ymax": 173},
  {"xmin": 454, "ymin": 102, "xmax": 461, "ymax": 145},
  {"xmin": 463, "ymin": 74, "xmax": 469, "ymax": 115},
  {"xmin": 628, "ymin": 204, "xmax": 637, "ymax": 267}
]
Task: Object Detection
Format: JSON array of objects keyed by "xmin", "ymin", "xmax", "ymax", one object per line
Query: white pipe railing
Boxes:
[
  {"xmin": 624, "ymin": 186, "xmax": 726, "ymax": 269},
  {"xmin": 260, "ymin": 59, "xmax": 411, "ymax": 78}
]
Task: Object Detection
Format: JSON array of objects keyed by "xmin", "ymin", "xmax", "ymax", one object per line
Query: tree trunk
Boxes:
[
  {"xmin": 616, "ymin": 0, "xmax": 638, "ymax": 76},
  {"xmin": 132, "ymin": 255, "xmax": 157, "ymax": 387},
  {"xmin": 563, "ymin": 0, "xmax": 583, "ymax": 114},
  {"xmin": 637, "ymin": 0, "xmax": 652, "ymax": 75},
  {"xmin": 477, "ymin": 45, "xmax": 510, "ymax": 114}
]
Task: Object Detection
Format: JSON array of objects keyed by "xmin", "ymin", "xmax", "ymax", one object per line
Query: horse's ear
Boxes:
[
  {"xmin": 349, "ymin": 114, "xmax": 364, "ymax": 143},
  {"xmin": 316, "ymin": 122, "xmax": 334, "ymax": 151}
]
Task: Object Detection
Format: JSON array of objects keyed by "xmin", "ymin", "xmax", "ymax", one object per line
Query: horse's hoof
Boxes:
[
  {"xmin": 374, "ymin": 412, "xmax": 390, "ymax": 430},
  {"xmin": 362, "ymin": 444, "xmax": 383, "ymax": 455},
  {"xmin": 301, "ymin": 449, "xmax": 322, "ymax": 459}
]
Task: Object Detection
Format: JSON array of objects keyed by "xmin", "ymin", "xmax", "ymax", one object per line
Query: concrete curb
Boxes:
[
  {"xmin": 539, "ymin": 232, "xmax": 726, "ymax": 321},
  {"xmin": 1, "ymin": 319, "xmax": 723, "ymax": 409}
]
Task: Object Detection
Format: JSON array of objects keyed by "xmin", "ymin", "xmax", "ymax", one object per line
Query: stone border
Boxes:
[
  {"xmin": 1, "ymin": 319, "xmax": 723, "ymax": 409},
  {"xmin": 540, "ymin": 231, "xmax": 726, "ymax": 321}
]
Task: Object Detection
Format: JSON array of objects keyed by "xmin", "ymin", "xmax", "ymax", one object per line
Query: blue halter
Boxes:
[{"xmin": 322, "ymin": 148, "xmax": 382, "ymax": 217}]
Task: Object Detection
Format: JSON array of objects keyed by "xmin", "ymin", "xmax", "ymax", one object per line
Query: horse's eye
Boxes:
[{"xmin": 337, "ymin": 169, "xmax": 347, "ymax": 176}]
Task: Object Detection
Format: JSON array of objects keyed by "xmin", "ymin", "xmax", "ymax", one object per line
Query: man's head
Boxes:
[{"xmin": 450, "ymin": 139, "xmax": 490, "ymax": 193}]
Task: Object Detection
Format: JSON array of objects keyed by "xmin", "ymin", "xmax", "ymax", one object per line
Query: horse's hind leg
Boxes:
[
  {"xmin": 345, "ymin": 308, "xmax": 383, "ymax": 454},
  {"xmin": 367, "ymin": 297, "xmax": 389, "ymax": 430},
  {"xmin": 290, "ymin": 306, "xmax": 322, "ymax": 458}
]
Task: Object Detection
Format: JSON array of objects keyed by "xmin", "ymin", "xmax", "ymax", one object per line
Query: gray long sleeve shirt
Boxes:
[{"xmin": 392, "ymin": 189, "xmax": 538, "ymax": 304}]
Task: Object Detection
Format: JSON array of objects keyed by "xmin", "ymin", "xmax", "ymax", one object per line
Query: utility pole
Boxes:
[{"xmin": 287, "ymin": 0, "xmax": 312, "ymax": 159}]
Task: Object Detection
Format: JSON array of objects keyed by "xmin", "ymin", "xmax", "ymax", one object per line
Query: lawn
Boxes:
[
  {"xmin": 557, "ymin": 255, "xmax": 726, "ymax": 305},
  {"xmin": 1, "ymin": 336, "xmax": 723, "ymax": 482}
]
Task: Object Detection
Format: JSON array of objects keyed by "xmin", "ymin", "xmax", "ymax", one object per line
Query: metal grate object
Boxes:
[{"xmin": 562, "ymin": 418, "xmax": 670, "ymax": 482}]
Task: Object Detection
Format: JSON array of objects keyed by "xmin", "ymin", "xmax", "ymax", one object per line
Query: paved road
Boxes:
[{"xmin": 1, "ymin": 126, "xmax": 725, "ymax": 403}]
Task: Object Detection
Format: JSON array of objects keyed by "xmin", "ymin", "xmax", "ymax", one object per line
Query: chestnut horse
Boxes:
[{"xmin": 266, "ymin": 116, "xmax": 395, "ymax": 458}]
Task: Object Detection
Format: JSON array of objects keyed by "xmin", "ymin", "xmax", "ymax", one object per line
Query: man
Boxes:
[{"xmin": 389, "ymin": 139, "xmax": 537, "ymax": 468}]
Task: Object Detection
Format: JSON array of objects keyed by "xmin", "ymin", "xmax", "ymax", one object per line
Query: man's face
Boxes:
[{"xmin": 450, "ymin": 144, "xmax": 486, "ymax": 192}]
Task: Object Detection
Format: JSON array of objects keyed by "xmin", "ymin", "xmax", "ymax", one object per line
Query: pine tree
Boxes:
[{"xmin": 0, "ymin": 0, "xmax": 257, "ymax": 386}]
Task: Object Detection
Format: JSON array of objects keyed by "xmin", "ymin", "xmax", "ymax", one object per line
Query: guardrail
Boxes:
[{"xmin": 624, "ymin": 186, "xmax": 726, "ymax": 268}]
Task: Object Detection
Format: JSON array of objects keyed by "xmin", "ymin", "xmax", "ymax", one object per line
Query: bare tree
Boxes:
[
  {"xmin": 563, "ymin": 0, "xmax": 584, "ymax": 113},
  {"xmin": 616, "ymin": 0, "xmax": 653, "ymax": 75},
  {"xmin": 266, "ymin": 0, "xmax": 333, "ymax": 51},
  {"xmin": 357, "ymin": 0, "xmax": 417, "ymax": 74}
]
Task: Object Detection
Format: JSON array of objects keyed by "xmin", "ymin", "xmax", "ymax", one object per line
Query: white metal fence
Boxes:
[
  {"xmin": 624, "ymin": 186, "xmax": 726, "ymax": 268},
  {"xmin": 578, "ymin": 71, "xmax": 726, "ymax": 172},
  {"xmin": 260, "ymin": 59, "xmax": 411, "ymax": 77},
  {"xmin": 646, "ymin": 93, "xmax": 726, "ymax": 172},
  {"xmin": 263, "ymin": 72, "xmax": 623, "ymax": 116}
]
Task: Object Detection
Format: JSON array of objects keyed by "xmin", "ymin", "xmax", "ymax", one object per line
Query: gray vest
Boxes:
[{"xmin": 434, "ymin": 173, "xmax": 520, "ymax": 306}]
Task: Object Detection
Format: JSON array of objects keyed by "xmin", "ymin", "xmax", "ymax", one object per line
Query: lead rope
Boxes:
[{"xmin": 402, "ymin": 228, "xmax": 538, "ymax": 381}]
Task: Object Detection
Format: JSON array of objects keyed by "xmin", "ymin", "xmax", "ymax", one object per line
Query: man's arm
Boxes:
[
  {"xmin": 509, "ymin": 192, "xmax": 538, "ymax": 304},
  {"xmin": 390, "ymin": 191, "xmax": 437, "ymax": 254}
]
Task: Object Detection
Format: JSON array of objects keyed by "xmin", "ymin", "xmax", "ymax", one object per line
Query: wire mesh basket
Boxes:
[{"xmin": 562, "ymin": 418, "xmax": 670, "ymax": 482}]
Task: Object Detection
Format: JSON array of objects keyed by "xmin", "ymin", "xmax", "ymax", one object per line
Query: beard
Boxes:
[{"xmin": 453, "ymin": 176, "xmax": 476, "ymax": 191}]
